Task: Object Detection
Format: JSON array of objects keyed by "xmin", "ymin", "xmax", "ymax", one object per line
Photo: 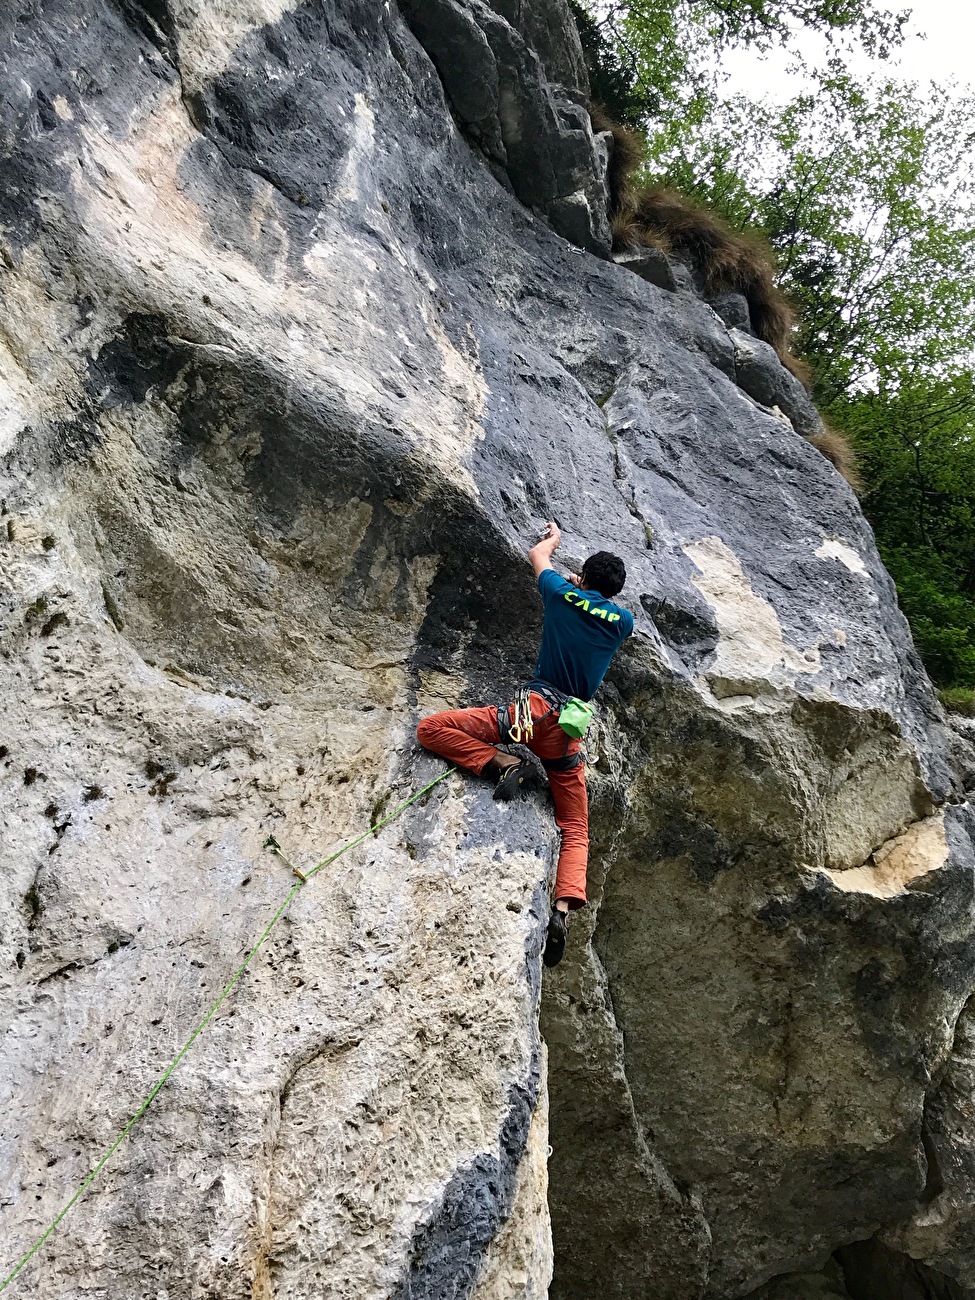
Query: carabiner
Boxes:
[{"xmin": 518, "ymin": 694, "xmax": 534, "ymax": 742}]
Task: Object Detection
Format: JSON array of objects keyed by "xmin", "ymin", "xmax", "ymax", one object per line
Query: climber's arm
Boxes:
[{"xmin": 529, "ymin": 521, "xmax": 561, "ymax": 576}]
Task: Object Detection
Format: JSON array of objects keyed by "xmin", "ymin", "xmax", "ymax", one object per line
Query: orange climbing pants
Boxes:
[{"xmin": 416, "ymin": 692, "xmax": 588, "ymax": 908}]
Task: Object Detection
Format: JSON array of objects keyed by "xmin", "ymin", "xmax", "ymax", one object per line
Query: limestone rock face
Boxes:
[
  {"xmin": 398, "ymin": 0, "xmax": 612, "ymax": 255},
  {"xmin": 729, "ymin": 327, "xmax": 825, "ymax": 438},
  {"xmin": 1, "ymin": 2, "xmax": 974, "ymax": 1299}
]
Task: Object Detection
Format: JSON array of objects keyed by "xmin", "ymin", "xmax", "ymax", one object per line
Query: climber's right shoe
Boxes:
[
  {"xmin": 543, "ymin": 909, "xmax": 568, "ymax": 968},
  {"xmin": 493, "ymin": 759, "xmax": 534, "ymax": 802}
]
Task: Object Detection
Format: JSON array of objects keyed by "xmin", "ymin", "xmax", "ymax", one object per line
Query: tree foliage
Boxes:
[
  {"xmin": 837, "ymin": 375, "xmax": 975, "ymax": 686},
  {"xmin": 648, "ymin": 75, "xmax": 975, "ymax": 406},
  {"xmin": 575, "ymin": 0, "xmax": 908, "ymax": 124}
]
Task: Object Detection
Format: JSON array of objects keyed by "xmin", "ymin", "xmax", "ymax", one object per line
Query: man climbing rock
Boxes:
[{"xmin": 416, "ymin": 522, "xmax": 634, "ymax": 967}]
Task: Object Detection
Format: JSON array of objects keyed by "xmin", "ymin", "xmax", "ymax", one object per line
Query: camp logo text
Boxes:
[{"xmin": 564, "ymin": 592, "xmax": 622, "ymax": 622}]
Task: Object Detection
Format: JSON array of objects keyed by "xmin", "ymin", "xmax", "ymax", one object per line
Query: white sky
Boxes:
[{"xmin": 719, "ymin": 0, "xmax": 975, "ymax": 100}]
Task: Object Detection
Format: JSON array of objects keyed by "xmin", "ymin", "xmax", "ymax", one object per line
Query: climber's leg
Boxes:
[
  {"xmin": 416, "ymin": 705, "xmax": 517, "ymax": 778},
  {"xmin": 546, "ymin": 762, "xmax": 589, "ymax": 910},
  {"xmin": 521, "ymin": 693, "xmax": 589, "ymax": 910}
]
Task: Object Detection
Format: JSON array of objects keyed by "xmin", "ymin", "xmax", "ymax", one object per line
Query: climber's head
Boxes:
[{"xmin": 580, "ymin": 552, "xmax": 626, "ymax": 599}]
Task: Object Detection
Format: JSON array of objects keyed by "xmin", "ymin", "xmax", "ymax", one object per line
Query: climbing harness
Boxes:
[
  {"xmin": 498, "ymin": 682, "xmax": 593, "ymax": 773},
  {"xmin": 0, "ymin": 766, "xmax": 455, "ymax": 1295},
  {"xmin": 525, "ymin": 681, "xmax": 594, "ymax": 738}
]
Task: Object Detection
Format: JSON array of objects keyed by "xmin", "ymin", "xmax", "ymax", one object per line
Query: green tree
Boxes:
[
  {"xmin": 837, "ymin": 375, "xmax": 975, "ymax": 686},
  {"xmin": 573, "ymin": 0, "xmax": 907, "ymax": 125},
  {"xmin": 646, "ymin": 74, "xmax": 975, "ymax": 406}
]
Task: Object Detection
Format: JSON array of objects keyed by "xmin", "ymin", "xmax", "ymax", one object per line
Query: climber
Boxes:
[{"xmin": 416, "ymin": 522, "xmax": 634, "ymax": 968}]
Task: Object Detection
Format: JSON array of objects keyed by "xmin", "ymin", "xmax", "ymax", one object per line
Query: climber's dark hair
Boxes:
[{"xmin": 581, "ymin": 552, "xmax": 626, "ymax": 598}]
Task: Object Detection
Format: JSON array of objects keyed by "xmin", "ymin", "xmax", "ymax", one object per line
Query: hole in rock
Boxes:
[{"xmin": 834, "ymin": 1239, "xmax": 971, "ymax": 1300}]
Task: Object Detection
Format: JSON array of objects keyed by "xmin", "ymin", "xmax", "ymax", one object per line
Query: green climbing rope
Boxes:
[{"xmin": 0, "ymin": 766, "xmax": 455, "ymax": 1293}]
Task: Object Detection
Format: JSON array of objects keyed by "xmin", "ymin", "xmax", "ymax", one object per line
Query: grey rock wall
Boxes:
[
  {"xmin": 398, "ymin": 0, "xmax": 612, "ymax": 255},
  {"xmin": 1, "ymin": 1, "xmax": 974, "ymax": 1298}
]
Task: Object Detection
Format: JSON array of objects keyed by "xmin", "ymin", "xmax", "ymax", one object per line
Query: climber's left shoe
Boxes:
[
  {"xmin": 543, "ymin": 909, "xmax": 568, "ymax": 968},
  {"xmin": 493, "ymin": 758, "xmax": 535, "ymax": 802}
]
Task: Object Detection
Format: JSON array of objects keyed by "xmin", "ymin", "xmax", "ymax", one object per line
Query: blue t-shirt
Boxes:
[{"xmin": 532, "ymin": 569, "xmax": 634, "ymax": 702}]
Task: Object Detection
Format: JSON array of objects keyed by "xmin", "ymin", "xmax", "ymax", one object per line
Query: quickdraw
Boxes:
[{"xmin": 507, "ymin": 688, "xmax": 535, "ymax": 744}]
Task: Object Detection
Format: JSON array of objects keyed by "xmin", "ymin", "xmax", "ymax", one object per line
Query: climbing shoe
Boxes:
[
  {"xmin": 543, "ymin": 909, "xmax": 568, "ymax": 968},
  {"xmin": 493, "ymin": 759, "xmax": 534, "ymax": 803}
]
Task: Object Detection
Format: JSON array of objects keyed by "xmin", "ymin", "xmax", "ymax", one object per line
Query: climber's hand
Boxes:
[
  {"xmin": 569, "ymin": 572, "xmax": 582, "ymax": 586},
  {"xmin": 529, "ymin": 521, "xmax": 561, "ymax": 576},
  {"xmin": 539, "ymin": 520, "xmax": 561, "ymax": 549}
]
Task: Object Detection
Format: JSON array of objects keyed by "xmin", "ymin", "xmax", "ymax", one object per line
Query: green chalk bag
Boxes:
[{"xmin": 558, "ymin": 697, "xmax": 594, "ymax": 739}]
